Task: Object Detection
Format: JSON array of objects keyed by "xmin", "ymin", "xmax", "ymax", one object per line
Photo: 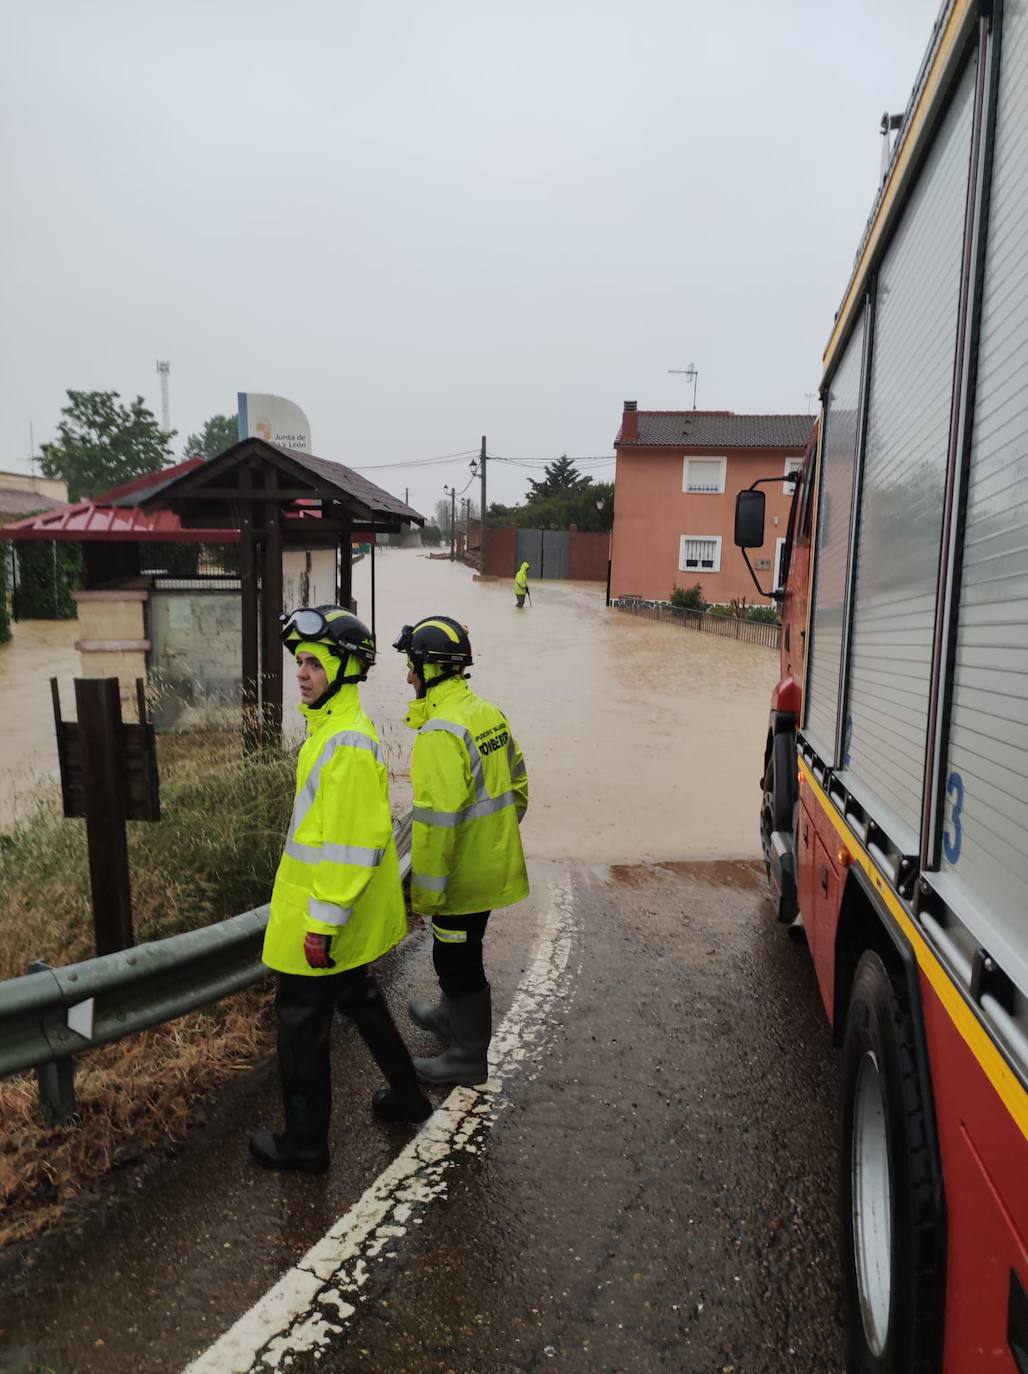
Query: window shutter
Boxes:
[{"xmin": 686, "ymin": 460, "xmax": 723, "ymax": 493}]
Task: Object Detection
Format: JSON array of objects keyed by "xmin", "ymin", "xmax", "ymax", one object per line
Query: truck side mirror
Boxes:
[{"xmin": 735, "ymin": 489, "xmax": 766, "ymax": 548}]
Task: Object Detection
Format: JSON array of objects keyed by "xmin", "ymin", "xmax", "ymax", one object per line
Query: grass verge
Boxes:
[
  {"xmin": 0, "ymin": 730, "xmax": 295, "ymax": 980},
  {"xmin": 0, "ymin": 987, "xmax": 274, "ymax": 1251},
  {"xmin": 0, "ymin": 728, "xmax": 293, "ymax": 1253}
]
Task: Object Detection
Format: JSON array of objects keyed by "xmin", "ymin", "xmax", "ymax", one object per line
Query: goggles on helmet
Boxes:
[{"xmin": 280, "ymin": 608, "xmax": 333, "ymax": 643}]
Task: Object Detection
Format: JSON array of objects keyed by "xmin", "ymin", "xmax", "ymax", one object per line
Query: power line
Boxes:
[{"xmin": 349, "ymin": 449, "xmax": 480, "ymax": 472}]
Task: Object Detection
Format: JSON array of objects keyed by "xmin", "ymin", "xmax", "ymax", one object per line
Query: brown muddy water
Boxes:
[
  {"xmin": 0, "ymin": 553, "xmax": 777, "ymax": 860},
  {"xmin": 0, "ymin": 618, "xmax": 79, "ymax": 831},
  {"xmin": 346, "ymin": 549, "xmax": 777, "ymax": 863}
]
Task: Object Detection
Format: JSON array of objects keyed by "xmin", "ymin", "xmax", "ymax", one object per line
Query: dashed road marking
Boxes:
[{"xmin": 184, "ymin": 880, "xmax": 575, "ymax": 1373}]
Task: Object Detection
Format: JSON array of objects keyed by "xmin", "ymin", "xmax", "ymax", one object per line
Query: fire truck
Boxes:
[{"xmin": 734, "ymin": 2, "xmax": 1028, "ymax": 1370}]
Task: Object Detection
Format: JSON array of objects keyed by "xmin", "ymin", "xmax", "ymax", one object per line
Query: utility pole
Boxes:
[
  {"xmin": 404, "ymin": 486, "xmax": 409, "ymax": 506},
  {"xmin": 445, "ymin": 484, "xmax": 456, "ymax": 561},
  {"xmin": 479, "ymin": 435, "xmax": 487, "ymax": 573},
  {"xmin": 156, "ymin": 360, "xmax": 171, "ymax": 432}
]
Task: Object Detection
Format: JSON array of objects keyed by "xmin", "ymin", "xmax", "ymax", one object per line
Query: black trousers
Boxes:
[
  {"xmin": 275, "ymin": 965, "xmax": 417, "ymax": 1145},
  {"xmin": 431, "ymin": 912, "xmax": 491, "ymax": 998}
]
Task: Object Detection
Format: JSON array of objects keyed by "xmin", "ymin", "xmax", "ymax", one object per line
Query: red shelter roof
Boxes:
[{"xmin": 0, "ymin": 460, "xmax": 238, "ymax": 543}]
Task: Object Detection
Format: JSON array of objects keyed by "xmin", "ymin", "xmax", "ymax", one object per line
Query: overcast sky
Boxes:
[{"xmin": 1, "ymin": 0, "xmax": 939, "ymax": 516}]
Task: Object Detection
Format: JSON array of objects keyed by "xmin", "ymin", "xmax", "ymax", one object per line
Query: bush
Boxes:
[
  {"xmin": 14, "ymin": 540, "xmax": 82, "ymax": 619},
  {"xmin": 0, "ymin": 540, "xmax": 10, "ymax": 644},
  {"xmin": 745, "ymin": 604, "xmax": 781, "ymax": 625},
  {"xmin": 670, "ymin": 582, "xmax": 704, "ymax": 610},
  {"xmin": 421, "ymin": 524, "xmax": 443, "ymax": 547}
]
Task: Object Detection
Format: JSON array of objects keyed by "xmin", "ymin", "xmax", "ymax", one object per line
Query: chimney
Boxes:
[{"xmin": 621, "ymin": 400, "xmax": 638, "ymax": 443}]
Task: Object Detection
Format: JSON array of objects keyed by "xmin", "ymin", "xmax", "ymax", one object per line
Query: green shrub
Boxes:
[
  {"xmin": 14, "ymin": 540, "xmax": 82, "ymax": 619},
  {"xmin": 746, "ymin": 605, "xmax": 781, "ymax": 624},
  {"xmin": 670, "ymin": 582, "xmax": 704, "ymax": 610}
]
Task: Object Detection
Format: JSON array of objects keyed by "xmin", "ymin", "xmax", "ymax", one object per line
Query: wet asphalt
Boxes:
[{"xmin": 0, "ymin": 857, "xmax": 844, "ymax": 1374}]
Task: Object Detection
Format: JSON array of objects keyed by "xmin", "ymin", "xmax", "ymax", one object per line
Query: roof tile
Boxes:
[{"xmin": 618, "ymin": 412, "xmax": 813, "ymax": 449}]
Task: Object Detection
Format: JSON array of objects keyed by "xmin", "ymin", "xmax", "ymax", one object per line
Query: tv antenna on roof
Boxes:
[{"xmin": 668, "ymin": 363, "xmax": 698, "ymax": 410}]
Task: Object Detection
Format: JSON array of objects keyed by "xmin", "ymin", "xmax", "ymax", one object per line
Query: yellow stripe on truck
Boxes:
[{"xmin": 798, "ymin": 756, "xmax": 1028, "ymax": 1142}]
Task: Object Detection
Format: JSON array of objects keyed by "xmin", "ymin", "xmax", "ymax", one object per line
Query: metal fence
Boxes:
[
  {"xmin": 0, "ymin": 813, "xmax": 413, "ymax": 1120},
  {"xmin": 612, "ymin": 596, "xmax": 781, "ymax": 650}
]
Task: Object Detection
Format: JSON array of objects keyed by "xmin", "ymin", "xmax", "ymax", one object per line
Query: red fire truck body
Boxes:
[{"xmin": 738, "ymin": 3, "xmax": 1028, "ymax": 1370}]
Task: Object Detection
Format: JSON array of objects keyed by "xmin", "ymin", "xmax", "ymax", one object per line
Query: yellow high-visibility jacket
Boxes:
[
  {"xmin": 514, "ymin": 562, "xmax": 529, "ymax": 593},
  {"xmin": 406, "ymin": 675, "xmax": 529, "ymax": 917},
  {"xmin": 262, "ymin": 685, "xmax": 406, "ymax": 976}
]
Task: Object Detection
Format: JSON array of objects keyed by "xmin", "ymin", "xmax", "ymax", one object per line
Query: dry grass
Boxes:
[
  {"xmin": 0, "ymin": 985, "xmax": 275, "ymax": 1251},
  {"xmin": 0, "ymin": 728, "xmax": 293, "ymax": 1252}
]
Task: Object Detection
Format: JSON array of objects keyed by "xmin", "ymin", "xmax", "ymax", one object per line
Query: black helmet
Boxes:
[
  {"xmin": 280, "ymin": 605, "xmax": 376, "ymax": 701},
  {"xmin": 393, "ymin": 616, "xmax": 472, "ymax": 695}
]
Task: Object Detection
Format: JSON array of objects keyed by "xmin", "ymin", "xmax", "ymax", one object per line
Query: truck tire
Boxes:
[{"xmin": 840, "ymin": 951, "xmax": 943, "ymax": 1374}]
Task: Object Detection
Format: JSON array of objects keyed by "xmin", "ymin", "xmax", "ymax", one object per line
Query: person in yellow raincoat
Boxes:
[
  {"xmin": 393, "ymin": 615, "xmax": 529, "ymax": 1087},
  {"xmin": 249, "ymin": 606, "xmax": 431, "ymax": 1175},
  {"xmin": 514, "ymin": 560, "xmax": 530, "ymax": 608}
]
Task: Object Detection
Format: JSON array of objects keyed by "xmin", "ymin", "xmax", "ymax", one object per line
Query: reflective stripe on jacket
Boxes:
[
  {"xmin": 262, "ymin": 684, "xmax": 406, "ymax": 976},
  {"xmin": 406, "ymin": 676, "xmax": 529, "ymax": 917}
]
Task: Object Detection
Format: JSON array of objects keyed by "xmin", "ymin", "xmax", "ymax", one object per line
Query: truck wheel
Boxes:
[{"xmin": 840, "ymin": 951, "xmax": 943, "ymax": 1374}]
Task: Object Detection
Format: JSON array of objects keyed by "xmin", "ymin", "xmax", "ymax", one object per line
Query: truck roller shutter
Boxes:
[
  {"xmin": 934, "ymin": 10, "xmax": 1028, "ymax": 1002},
  {"xmin": 842, "ymin": 56, "xmax": 977, "ymax": 852},
  {"xmin": 804, "ymin": 314, "xmax": 865, "ymax": 763}
]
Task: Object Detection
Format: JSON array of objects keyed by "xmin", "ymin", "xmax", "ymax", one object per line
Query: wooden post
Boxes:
[
  {"xmin": 261, "ymin": 468, "xmax": 283, "ymax": 744},
  {"xmin": 339, "ymin": 520, "xmax": 354, "ymax": 611},
  {"xmin": 74, "ymin": 678, "xmax": 134, "ymax": 955},
  {"xmin": 370, "ymin": 541, "xmax": 376, "ymax": 638},
  {"xmin": 239, "ymin": 463, "xmax": 260, "ymax": 753}
]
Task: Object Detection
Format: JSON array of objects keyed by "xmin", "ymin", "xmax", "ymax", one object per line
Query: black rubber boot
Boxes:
[
  {"xmin": 248, "ymin": 1130, "xmax": 330, "ymax": 1174},
  {"xmin": 414, "ymin": 986, "xmax": 492, "ymax": 1087},
  {"xmin": 408, "ymin": 995, "xmax": 452, "ymax": 1042},
  {"xmin": 339, "ymin": 976, "xmax": 433, "ymax": 1124}
]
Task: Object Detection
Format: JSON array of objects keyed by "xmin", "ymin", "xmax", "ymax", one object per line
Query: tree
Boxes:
[
  {"xmin": 183, "ymin": 413, "xmax": 239, "ymax": 461},
  {"xmin": 39, "ymin": 391, "xmax": 176, "ymax": 502},
  {"xmin": 421, "ymin": 524, "xmax": 443, "ymax": 546},
  {"xmin": 526, "ymin": 455, "xmax": 589, "ymax": 501},
  {"xmin": 434, "ymin": 498, "xmax": 453, "ymax": 535}
]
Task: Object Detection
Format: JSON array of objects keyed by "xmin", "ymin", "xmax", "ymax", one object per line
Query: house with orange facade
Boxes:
[{"xmin": 609, "ymin": 403, "xmax": 813, "ymax": 605}]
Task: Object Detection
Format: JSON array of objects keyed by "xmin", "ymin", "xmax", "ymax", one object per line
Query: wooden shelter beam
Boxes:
[{"xmin": 239, "ymin": 463, "xmax": 260, "ymax": 754}]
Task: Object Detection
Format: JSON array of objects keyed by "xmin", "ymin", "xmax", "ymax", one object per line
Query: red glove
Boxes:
[{"xmin": 303, "ymin": 933, "xmax": 336, "ymax": 969}]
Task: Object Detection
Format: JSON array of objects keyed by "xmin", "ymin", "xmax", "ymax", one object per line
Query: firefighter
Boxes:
[
  {"xmin": 393, "ymin": 616, "xmax": 529, "ymax": 1086},
  {"xmin": 249, "ymin": 606, "xmax": 432, "ymax": 1175},
  {"xmin": 514, "ymin": 561, "xmax": 530, "ymax": 608}
]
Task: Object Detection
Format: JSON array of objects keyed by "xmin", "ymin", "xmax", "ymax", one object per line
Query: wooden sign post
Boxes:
[{"xmin": 51, "ymin": 678, "xmax": 160, "ymax": 956}]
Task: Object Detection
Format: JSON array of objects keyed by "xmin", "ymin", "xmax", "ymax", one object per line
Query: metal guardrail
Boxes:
[
  {"xmin": 611, "ymin": 596, "xmax": 781, "ymax": 649},
  {"xmin": 0, "ymin": 813, "xmax": 413, "ymax": 1119}
]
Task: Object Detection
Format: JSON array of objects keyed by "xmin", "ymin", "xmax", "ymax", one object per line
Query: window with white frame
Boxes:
[
  {"xmin": 683, "ymin": 457, "xmax": 727, "ymax": 494},
  {"xmin": 774, "ymin": 536, "xmax": 786, "ymax": 591},
  {"xmin": 783, "ymin": 456, "xmax": 803, "ymax": 495},
  {"xmin": 679, "ymin": 534, "xmax": 722, "ymax": 573}
]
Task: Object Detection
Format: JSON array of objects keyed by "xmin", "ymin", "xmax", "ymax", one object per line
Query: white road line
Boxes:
[{"xmin": 184, "ymin": 879, "xmax": 575, "ymax": 1374}]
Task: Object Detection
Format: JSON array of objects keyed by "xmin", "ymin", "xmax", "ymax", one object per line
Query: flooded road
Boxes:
[
  {"xmin": 347, "ymin": 549, "xmax": 778, "ymax": 864},
  {"xmin": 0, "ymin": 618, "xmax": 79, "ymax": 830},
  {"xmin": 0, "ymin": 553, "xmax": 848, "ymax": 1373}
]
